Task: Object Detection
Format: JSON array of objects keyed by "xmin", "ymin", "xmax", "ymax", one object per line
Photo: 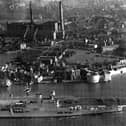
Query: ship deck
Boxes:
[{"xmin": 0, "ymin": 96, "xmax": 125, "ymax": 118}]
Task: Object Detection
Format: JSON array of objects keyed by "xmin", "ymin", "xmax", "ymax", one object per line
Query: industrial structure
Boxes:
[{"xmin": 4, "ymin": 0, "xmax": 65, "ymax": 41}]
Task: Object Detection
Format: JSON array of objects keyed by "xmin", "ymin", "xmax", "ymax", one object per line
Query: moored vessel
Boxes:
[
  {"xmin": 0, "ymin": 78, "xmax": 12, "ymax": 87},
  {"xmin": 108, "ymin": 59, "xmax": 126, "ymax": 76},
  {"xmin": 87, "ymin": 72, "xmax": 100, "ymax": 84},
  {"xmin": 109, "ymin": 65, "xmax": 126, "ymax": 76},
  {"xmin": 0, "ymin": 96, "xmax": 124, "ymax": 118},
  {"xmin": 100, "ymin": 71, "xmax": 112, "ymax": 82}
]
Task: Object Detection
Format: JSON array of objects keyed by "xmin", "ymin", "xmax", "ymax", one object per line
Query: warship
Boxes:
[{"xmin": 0, "ymin": 94, "xmax": 125, "ymax": 118}]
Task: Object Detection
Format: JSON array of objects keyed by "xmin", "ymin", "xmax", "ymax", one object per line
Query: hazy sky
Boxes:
[
  {"xmin": 0, "ymin": 0, "xmax": 79, "ymax": 7},
  {"xmin": 0, "ymin": 0, "xmax": 109, "ymax": 8},
  {"xmin": 0, "ymin": 0, "xmax": 124, "ymax": 20}
]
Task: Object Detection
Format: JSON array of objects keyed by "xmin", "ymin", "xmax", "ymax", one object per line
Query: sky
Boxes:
[
  {"xmin": 0, "ymin": 0, "xmax": 115, "ymax": 9},
  {"xmin": 0, "ymin": 0, "xmax": 76, "ymax": 7},
  {"xmin": 0, "ymin": 0, "xmax": 124, "ymax": 20},
  {"xmin": 0, "ymin": 0, "xmax": 63, "ymax": 20}
]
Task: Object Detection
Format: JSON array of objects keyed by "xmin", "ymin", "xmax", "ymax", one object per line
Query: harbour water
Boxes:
[
  {"xmin": 0, "ymin": 54, "xmax": 126, "ymax": 126},
  {"xmin": 3, "ymin": 74, "xmax": 126, "ymax": 98},
  {"xmin": 0, "ymin": 113, "xmax": 126, "ymax": 126},
  {"xmin": 0, "ymin": 75, "xmax": 125, "ymax": 126}
]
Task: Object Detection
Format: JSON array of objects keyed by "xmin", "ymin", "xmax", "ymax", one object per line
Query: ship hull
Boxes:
[
  {"xmin": 87, "ymin": 74, "xmax": 100, "ymax": 84},
  {"xmin": 0, "ymin": 107, "xmax": 122, "ymax": 118},
  {"xmin": 0, "ymin": 97, "xmax": 123, "ymax": 118},
  {"xmin": 109, "ymin": 67, "xmax": 126, "ymax": 76}
]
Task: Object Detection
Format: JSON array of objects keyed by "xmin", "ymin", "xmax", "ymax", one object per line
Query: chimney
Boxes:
[
  {"xmin": 59, "ymin": 1, "xmax": 65, "ymax": 39},
  {"xmin": 29, "ymin": 1, "xmax": 33, "ymax": 24}
]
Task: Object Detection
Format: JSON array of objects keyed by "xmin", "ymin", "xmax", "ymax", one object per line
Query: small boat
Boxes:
[
  {"xmin": 109, "ymin": 65, "xmax": 126, "ymax": 76},
  {"xmin": 24, "ymin": 86, "xmax": 31, "ymax": 96},
  {"xmin": 6, "ymin": 79, "xmax": 12, "ymax": 87},
  {"xmin": 87, "ymin": 72, "xmax": 100, "ymax": 84},
  {"xmin": 108, "ymin": 59, "xmax": 126, "ymax": 76},
  {"xmin": 100, "ymin": 71, "xmax": 111, "ymax": 82},
  {"xmin": 0, "ymin": 79, "xmax": 12, "ymax": 87}
]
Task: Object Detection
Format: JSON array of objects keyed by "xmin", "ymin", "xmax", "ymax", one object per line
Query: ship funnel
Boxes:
[{"xmin": 59, "ymin": 1, "xmax": 65, "ymax": 39}]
